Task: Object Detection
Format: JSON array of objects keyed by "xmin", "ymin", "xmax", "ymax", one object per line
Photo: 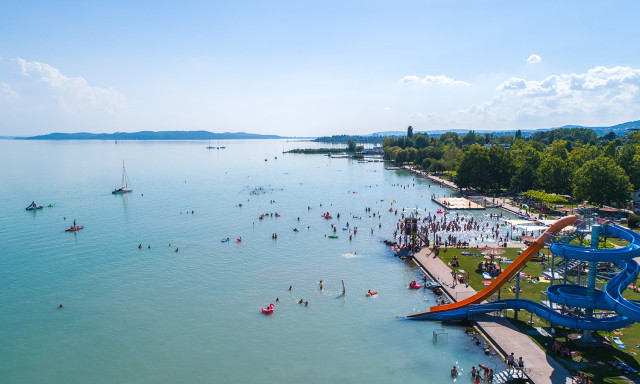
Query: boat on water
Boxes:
[
  {"xmin": 66, "ymin": 220, "xmax": 83, "ymax": 232},
  {"xmin": 25, "ymin": 201, "xmax": 43, "ymax": 210},
  {"xmin": 112, "ymin": 161, "xmax": 133, "ymax": 194}
]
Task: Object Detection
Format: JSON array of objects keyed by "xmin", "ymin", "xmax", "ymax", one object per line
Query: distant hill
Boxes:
[
  {"xmin": 16, "ymin": 131, "xmax": 282, "ymax": 140},
  {"xmin": 552, "ymin": 120, "xmax": 640, "ymax": 136},
  {"xmin": 369, "ymin": 120, "xmax": 640, "ymax": 138}
]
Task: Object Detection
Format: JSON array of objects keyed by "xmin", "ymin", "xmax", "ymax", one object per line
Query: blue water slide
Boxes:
[
  {"xmin": 408, "ymin": 223, "xmax": 640, "ymax": 330},
  {"xmin": 546, "ymin": 284, "xmax": 609, "ymax": 310},
  {"xmin": 408, "ymin": 299, "xmax": 633, "ymax": 330},
  {"xmin": 551, "ymin": 223, "xmax": 640, "ymax": 323}
]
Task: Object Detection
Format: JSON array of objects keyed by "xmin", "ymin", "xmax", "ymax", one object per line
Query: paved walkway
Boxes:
[{"xmin": 412, "ymin": 247, "xmax": 573, "ymax": 384}]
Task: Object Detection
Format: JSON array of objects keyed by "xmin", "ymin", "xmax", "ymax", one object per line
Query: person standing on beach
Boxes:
[
  {"xmin": 451, "ymin": 270, "xmax": 457, "ymax": 287},
  {"xmin": 506, "ymin": 352, "xmax": 515, "ymax": 371}
]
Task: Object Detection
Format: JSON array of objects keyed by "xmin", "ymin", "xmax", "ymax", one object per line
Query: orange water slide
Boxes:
[{"xmin": 423, "ymin": 215, "xmax": 577, "ymax": 315}]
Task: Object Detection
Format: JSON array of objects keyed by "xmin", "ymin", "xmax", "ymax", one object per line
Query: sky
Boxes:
[{"xmin": 1, "ymin": 0, "xmax": 640, "ymax": 137}]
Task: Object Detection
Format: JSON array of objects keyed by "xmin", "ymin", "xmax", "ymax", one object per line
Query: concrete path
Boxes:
[{"xmin": 412, "ymin": 247, "xmax": 573, "ymax": 384}]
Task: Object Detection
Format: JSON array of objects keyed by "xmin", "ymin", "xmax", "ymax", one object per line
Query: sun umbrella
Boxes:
[{"xmin": 479, "ymin": 246, "xmax": 506, "ymax": 264}]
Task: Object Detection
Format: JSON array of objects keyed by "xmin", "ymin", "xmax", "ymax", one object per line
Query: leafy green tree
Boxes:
[
  {"xmin": 488, "ymin": 145, "xmax": 514, "ymax": 189},
  {"xmin": 569, "ymin": 145, "xmax": 600, "ymax": 168},
  {"xmin": 441, "ymin": 144, "xmax": 462, "ymax": 171},
  {"xmin": 515, "ymin": 130, "xmax": 522, "ymax": 140},
  {"xmin": 617, "ymin": 144, "xmax": 637, "ymax": 174},
  {"xmin": 455, "ymin": 144, "xmax": 491, "ymax": 191},
  {"xmin": 538, "ymin": 155, "xmax": 576, "ymax": 194},
  {"xmin": 421, "ymin": 158, "xmax": 432, "ymax": 171},
  {"xmin": 414, "ymin": 134, "xmax": 428, "ymax": 149},
  {"xmin": 394, "ymin": 149, "xmax": 408, "ymax": 164},
  {"xmin": 439, "ymin": 132, "xmax": 461, "ymax": 147},
  {"xmin": 627, "ymin": 154, "xmax": 640, "ymax": 189},
  {"xmin": 602, "ymin": 141, "xmax": 617, "ymax": 159},
  {"xmin": 429, "ymin": 159, "xmax": 446, "ymax": 174},
  {"xmin": 573, "ymin": 157, "xmax": 632, "ymax": 206},
  {"xmin": 407, "ymin": 125, "xmax": 413, "ymax": 138},
  {"xmin": 547, "ymin": 140, "xmax": 569, "ymax": 160},
  {"xmin": 347, "ymin": 140, "xmax": 357, "ymax": 153},
  {"xmin": 462, "ymin": 131, "xmax": 477, "ymax": 145},
  {"xmin": 511, "ymin": 163, "xmax": 539, "ymax": 192},
  {"xmin": 405, "ymin": 147, "xmax": 418, "ymax": 163}
]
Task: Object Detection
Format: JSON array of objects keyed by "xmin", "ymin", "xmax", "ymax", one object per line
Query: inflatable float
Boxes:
[
  {"xmin": 366, "ymin": 290, "xmax": 378, "ymax": 296},
  {"xmin": 262, "ymin": 303, "xmax": 274, "ymax": 314},
  {"xmin": 409, "ymin": 280, "xmax": 421, "ymax": 289},
  {"xmin": 328, "ymin": 235, "xmax": 338, "ymax": 239}
]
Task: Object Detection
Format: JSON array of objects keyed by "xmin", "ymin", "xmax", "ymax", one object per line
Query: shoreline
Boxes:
[
  {"xmin": 391, "ymin": 165, "xmax": 570, "ymax": 383},
  {"xmin": 410, "ymin": 247, "xmax": 573, "ymax": 384}
]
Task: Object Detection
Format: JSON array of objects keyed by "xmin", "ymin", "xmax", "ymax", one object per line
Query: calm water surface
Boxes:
[{"xmin": 0, "ymin": 139, "xmax": 506, "ymax": 383}]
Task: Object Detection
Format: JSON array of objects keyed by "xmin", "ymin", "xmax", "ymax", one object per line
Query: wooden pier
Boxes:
[{"xmin": 432, "ymin": 196, "xmax": 485, "ymax": 210}]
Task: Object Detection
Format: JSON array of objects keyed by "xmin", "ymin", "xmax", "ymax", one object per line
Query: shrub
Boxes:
[{"xmin": 629, "ymin": 214, "xmax": 640, "ymax": 229}]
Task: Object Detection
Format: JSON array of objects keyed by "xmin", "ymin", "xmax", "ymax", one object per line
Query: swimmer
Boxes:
[
  {"xmin": 450, "ymin": 365, "xmax": 458, "ymax": 376},
  {"xmin": 175, "ymin": 248, "xmax": 179, "ymax": 252},
  {"xmin": 298, "ymin": 299, "xmax": 304, "ymax": 304},
  {"xmin": 138, "ymin": 244, "xmax": 142, "ymax": 249},
  {"xmin": 58, "ymin": 304, "xmax": 65, "ymax": 309},
  {"xmin": 148, "ymin": 245, "xmax": 151, "ymax": 249},
  {"xmin": 304, "ymin": 301, "xmax": 308, "ymax": 306},
  {"xmin": 289, "ymin": 285, "xmax": 292, "ymax": 290},
  {"xmin": 276, "ymin": 298, "xmax": 279, "ymax": 302}
]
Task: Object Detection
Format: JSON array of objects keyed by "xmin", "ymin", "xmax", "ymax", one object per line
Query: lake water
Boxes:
[{"xmin": 0, "ymin": 139, "xmax": 507, "ymax": 383}]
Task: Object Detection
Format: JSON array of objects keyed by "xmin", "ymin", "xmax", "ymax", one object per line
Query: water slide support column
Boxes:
[{"xmin": 583, "ymin": 224, "xmax": 600, "ymax": 342}]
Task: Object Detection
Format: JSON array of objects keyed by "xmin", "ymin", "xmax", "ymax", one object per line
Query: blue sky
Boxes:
[{"xmin": 1, "ymin": 1, "xmax": 640, "ymax": 136}]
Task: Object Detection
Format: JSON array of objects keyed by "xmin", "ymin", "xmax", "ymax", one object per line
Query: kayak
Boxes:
[
  {"xmin": 65, "ymin": 226, "xmax": 84, "ymax": 232},
  {"xmin": 328, "ymin": 235, "xmax": 338, "ymax": 239}
]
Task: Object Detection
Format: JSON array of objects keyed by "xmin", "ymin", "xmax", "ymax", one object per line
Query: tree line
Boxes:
[{"xmin": 383, "ymin": 126, "xmax": 640, "ymax": 206}]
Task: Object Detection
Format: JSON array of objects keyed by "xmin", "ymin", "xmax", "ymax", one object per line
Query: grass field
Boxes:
[{"xmin": 436, "ymin": 246, "xmax": 640, "ymax": 383}]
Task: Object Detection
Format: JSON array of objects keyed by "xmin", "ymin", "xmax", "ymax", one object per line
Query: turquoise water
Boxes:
[{"xmin": 0, "ymin": 139, "xmax": 505, "ymax": 383}]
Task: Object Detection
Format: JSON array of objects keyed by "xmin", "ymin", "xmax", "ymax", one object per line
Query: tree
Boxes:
[
  {"xmin": 430, "ymin": 159, "xmax": 447, "ymax": 174},
  {"xmin": 462, "ymin": 131, "xmax": 477, "ymax": 145},
  {"xmin": 569, "ymin": 144, "xmax": 600, "ymax": 168},
  {"xmin": 488, "ymin": 145, "xmax": 514, "ymax": 190},
  {"xmin": 414, "ymin": 134, "xmax": 428, "ymax": 149},
  {"xmin": 515, "ymin": 129, "xmax": 522, "ymax": 140},
  {"xmin": 347, "ymin": 140, "xmax": 357, "ymax": 153},
  {"xmin": 407, "ymin": 125, "xmax": 413, "ymax": 138},
  {"xmin": 538, "ymin": 155, "xmax": 576, "ymax": 194},
  {"xmin": 573, "ymin": 157, "xmax": 632, "ymax": 206},
  {"xmin": 511, "ymin": 163, "xmax": 539, "ymax": 192},
  {"xmin": 455, "ymin": 144, "xmax": 491, "ymax": 191},
  {"xmin": 602, "ymin": 141, "xmax": 617, "ymax": 159}
]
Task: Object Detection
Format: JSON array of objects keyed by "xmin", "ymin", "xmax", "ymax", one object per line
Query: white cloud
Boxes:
[
  {"xmin": 14, "ymin": 58, "xmax": 124, "ymax": 113},
  {"xmin": 399, "ymin": 74, "xmax": 470, "ymax": 86},
  {"xmin": 527, "ymin": 54, "xmax": 542, "ymax": 64},
  {"xmin": 0, "ymin": 82, "xmax": 20, "ymax": 102},
  {"xmin": 461, "ymin": 65, "xmax": 640, "ymax": 127}
]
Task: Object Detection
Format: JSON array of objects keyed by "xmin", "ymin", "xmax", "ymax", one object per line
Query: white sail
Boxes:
[{"xmin": 113, "ymin": 161, "xmax": 133, "ymax": 194}]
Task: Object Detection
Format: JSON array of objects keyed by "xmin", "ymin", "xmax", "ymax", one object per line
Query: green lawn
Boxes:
[{"xmin": 435, "ymin": 247, "xmax": 640, "ymax": 383}]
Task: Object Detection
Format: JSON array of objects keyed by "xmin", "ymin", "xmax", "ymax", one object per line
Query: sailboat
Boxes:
[
  {"xmin": 112, "ymin": 161, "xmax": 133, "ymax": 194},
  {"xmin": 206, "ymin": 137, "xmax": 215, "ymax": 149}
]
